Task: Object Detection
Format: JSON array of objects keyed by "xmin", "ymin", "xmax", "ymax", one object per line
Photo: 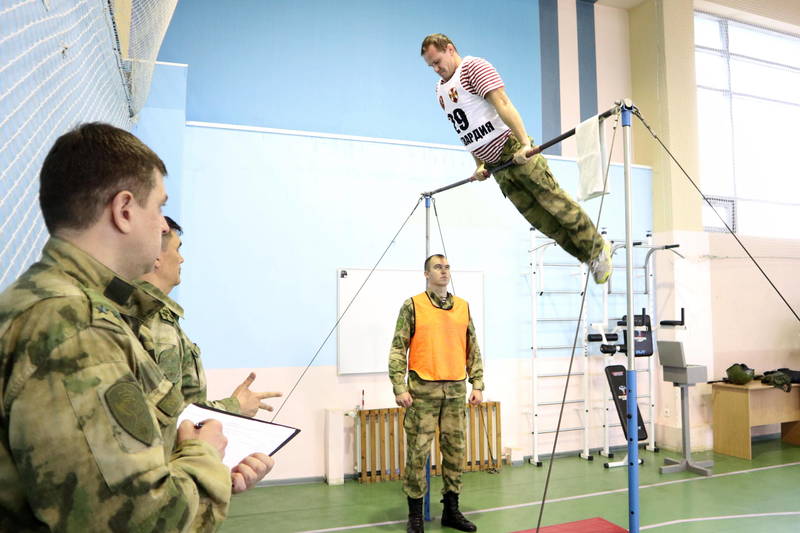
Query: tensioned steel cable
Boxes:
[
  {"xmin": 271, "ymin": 197, "xmax": 423, "ymax": 422},
  {"xmin": 535, "ymin": 113, "xmax": 620, "ymax": 532},
  {"xmin": 633, "ymin": 108, "xmax": 800, "ymax": 324}
]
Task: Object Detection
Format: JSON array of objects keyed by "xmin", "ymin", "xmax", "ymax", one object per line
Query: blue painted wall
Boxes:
[
  {"xmin": 132, "ymin": 63, "xmax": 187, "ymax": 219},
  {"xmin": 134, "ymin": 1, "xmax": 653, "ymax": 370},
  {"xmin": 172, "ymin": 124, "xmax": 652, "ymax": 369},
  {"xmin": 158, "ymin": 0, "xmax": 543, "ymax": 145},
  {"xmin": 132, "ymin": 62, "xmax": 189, "ymax": 302}
]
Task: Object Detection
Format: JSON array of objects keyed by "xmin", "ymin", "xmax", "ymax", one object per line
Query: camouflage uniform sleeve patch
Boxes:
[
  {"xmin": 156, "ymin": 381, "xmax": 184, "ymax": 417},
  {"xmin": 105, "ymin": 381, "xmax": 156, "ymax": 446}
]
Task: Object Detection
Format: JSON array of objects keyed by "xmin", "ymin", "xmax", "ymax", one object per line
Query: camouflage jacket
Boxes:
[
  {"xmin": 0, "ymin": 238, "xmax": 231, "ymax": 532},
  {"xmin": 388, "ymin": 290, "xmax": 484, "ymax": 398},
  {"xmin": 136, "ymin": 281, "xmax": 240, "ymax": 412}
]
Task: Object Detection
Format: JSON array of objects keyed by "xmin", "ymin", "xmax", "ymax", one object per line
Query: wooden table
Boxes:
[{"xmin": 712, "ymin": 381, "xmax": 800, "ymax": 459}]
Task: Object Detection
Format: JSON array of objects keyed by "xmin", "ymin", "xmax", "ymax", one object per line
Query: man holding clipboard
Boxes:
[
  {"xmin": 0, "ymin": 124, "xmax": 236, "ymax": 531},
  {"xmin": 137, "ymin": 216, "xmax": 291, "ymax": 493}
]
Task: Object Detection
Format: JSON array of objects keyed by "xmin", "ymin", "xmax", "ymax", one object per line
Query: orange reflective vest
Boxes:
[{"xmin": 408, "ymin": 292, "xmax": 469, "ymax": 381}]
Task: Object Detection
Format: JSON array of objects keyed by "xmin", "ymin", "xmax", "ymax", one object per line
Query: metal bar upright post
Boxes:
[
  {"xmin": 622, "ymin": 102, "xmax": 640, "ymax": 533},
  {"xmin": 600, "ymin": 231, "xmax": 612, "ymax": 458},
  {"xmin": 529, "ymin": 229, "xmax": 541, "ymax": 466},
  {"xmin": 645, "ymin": 232, "xmax": 657, "ymax": 452},
  {"xmin": 424, "ymin": 195, "xmax": 431, "ymax": 258},
  {"xmin": 423, "ymin": 193, "xmax": 432, "ymax": 522},
  {"xmin": 580, "ymin": 263, "xmax": 591, "ymax": 461},
  {"xmin": 681, "ymin": 386, "xmax": 691, "ymax": 464}
]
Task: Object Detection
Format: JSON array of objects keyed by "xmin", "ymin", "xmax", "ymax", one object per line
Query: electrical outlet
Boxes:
[{"xmin": 663, "ymin": 408, "xmax": 671, "ymax": 417}]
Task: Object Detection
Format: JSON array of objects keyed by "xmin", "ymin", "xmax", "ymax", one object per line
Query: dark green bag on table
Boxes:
[
  {"xmin": 761, "ymin": 370, "xmax": 792, "ymax": 393},
  {"xmin": 725, "ymin": 363, "xmax": 754, "ymax": 385}
]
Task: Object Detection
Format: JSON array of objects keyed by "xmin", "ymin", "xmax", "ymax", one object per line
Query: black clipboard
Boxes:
[{"xmin": 179, "ymin": 403, "xmax": 301, "ymax": 467}]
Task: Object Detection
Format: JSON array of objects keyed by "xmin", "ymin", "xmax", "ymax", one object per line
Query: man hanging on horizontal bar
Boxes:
[
  {"xmin": 420, "ymin": 33, "xmax": 612, "ymax": 284},
  {"xmin": 389, "ymin": 255, "xmax": 483, "ymax": 533}
]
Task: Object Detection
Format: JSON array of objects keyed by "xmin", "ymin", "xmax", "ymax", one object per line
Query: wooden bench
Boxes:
[{"xmin": 712, "ymin": 381, "xmax": 800, "ymax": 460}]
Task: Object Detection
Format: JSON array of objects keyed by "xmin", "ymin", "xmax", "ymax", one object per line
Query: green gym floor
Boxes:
[{"xmin": 221, "ymin": 439, "xmax": 800, "ymax": 532}]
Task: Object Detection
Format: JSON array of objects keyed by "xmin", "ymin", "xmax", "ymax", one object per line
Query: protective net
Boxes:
[
  {"xmin": 0, "ymin": 0, "xmax": 176, "ymax": 290},
  {"xmin": 124, "ymin": 0, "xmax": 178, "ymax": 115}
]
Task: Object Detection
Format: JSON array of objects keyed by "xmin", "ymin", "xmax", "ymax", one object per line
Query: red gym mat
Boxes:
[{"xmin": 513, "ymin": 517, "xmax": 627, "ymax": 532}]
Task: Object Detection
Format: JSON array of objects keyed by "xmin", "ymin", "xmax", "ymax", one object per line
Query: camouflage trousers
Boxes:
[
  {"xmin": 487, "ymin": 135, "xmax": 605, "ymax": 264},
  {"xmin": 403, "ymin": 395, "xmax": 466, "ymax": 498}
]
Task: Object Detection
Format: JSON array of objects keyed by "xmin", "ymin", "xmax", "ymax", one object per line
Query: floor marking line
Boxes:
[
  {"xmin": 300, "ymin": 519, "xmax": 406, "ymax": 532},
  {"xmin": 640, "ymin": 511, "xmax": 800, "ymax": 529},
  {"xmin": 297, "ymin": 462, "xmax": 800, "ymax": 532}
]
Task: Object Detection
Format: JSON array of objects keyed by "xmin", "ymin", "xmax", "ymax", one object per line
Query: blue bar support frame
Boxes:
[
  {"xmin": 424, "ymin": 458, "xmax": 431, "ymax": 521},
  {"xmin": 621, "ymin": 101, "xmax": 640, "ymax": 533}
]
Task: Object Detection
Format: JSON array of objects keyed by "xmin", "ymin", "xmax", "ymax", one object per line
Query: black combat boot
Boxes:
[
  {"xmin": 440, "ymin": 491, "xmax": 477, "ymax": 531},
  {"xmin": 407, "ymin": 496, "xmax": 424, "ymax": 533}
]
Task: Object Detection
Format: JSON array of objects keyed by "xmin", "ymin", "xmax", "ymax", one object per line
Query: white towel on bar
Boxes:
[{"xmin": 576, "ymin": 114, "xmax": 608, "ymax": 202}]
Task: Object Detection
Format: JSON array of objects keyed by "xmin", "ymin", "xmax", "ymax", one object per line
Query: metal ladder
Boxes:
[{"xmin": 529, "ymin": 230, "xmax": 593, "ymax": 465}]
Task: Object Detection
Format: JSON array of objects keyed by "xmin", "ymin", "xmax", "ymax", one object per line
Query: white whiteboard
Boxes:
[{"xmin": 336, "ymin": 268, "xmax": 485, "ymax": 375}]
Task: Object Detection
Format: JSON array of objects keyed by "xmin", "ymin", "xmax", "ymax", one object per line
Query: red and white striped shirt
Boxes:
[
  {"xmin": 437, "ymin": 56, "xmax": 511, "ymax": 163},
  {"xmin": 460, "ymin": 57, "xmax": 504, "ymax": 98}
]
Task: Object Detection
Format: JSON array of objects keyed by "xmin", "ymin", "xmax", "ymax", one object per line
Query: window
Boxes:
[{"xmin": 694, "ymin": 12, "xmax": 800, "ymax": 239}]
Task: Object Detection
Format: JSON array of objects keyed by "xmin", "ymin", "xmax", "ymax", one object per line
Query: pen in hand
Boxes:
[{"xmin": 177, "ymin": 419, "xmax": 227, "ymax": 459}]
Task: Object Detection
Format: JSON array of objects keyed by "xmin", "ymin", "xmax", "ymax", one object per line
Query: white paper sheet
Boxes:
[{"xmin": 178, "ymin": 404, "xmax": 300, "ymax": 469}]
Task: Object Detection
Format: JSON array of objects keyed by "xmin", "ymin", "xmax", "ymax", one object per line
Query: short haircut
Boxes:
[
  {"xmin": 424, "ymin": 254, "xmax": 447, "ymax": 271},
  {"xmin": 420, "ymin": 33, "xmax": 456, "ymax": 55},
  {"xmin": 164, "ymin": 215, "xmax": 183, "ymax": 236},
  {"xmin": 161, "ymin": 215, "xmax": 183, "ymax": 251},
  {"xmin": 39, "ymin": 122, "xmax": 167, "ymax": 233}
]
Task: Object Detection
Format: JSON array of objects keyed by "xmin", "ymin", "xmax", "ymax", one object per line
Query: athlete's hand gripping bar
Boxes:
[{"xmin": 422, "ymin": 105, "xmax": 619, "ymax": 197}]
